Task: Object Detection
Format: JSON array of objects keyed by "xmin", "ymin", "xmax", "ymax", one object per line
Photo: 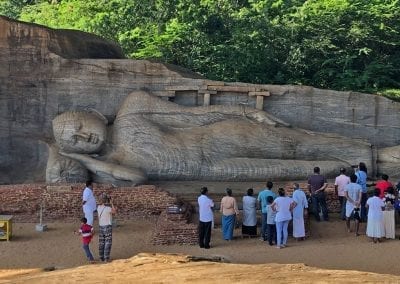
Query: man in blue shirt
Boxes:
[
  {"xmin": 257, "ymin": 181, "xmax": 276, "ymax": 241},
  {"xmin": 355, "ymin": 162, "xmax": 368, "ymax": 222}
]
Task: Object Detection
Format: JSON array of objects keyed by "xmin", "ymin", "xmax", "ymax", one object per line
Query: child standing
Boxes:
[
  {"xmin": 266, "ymin": 196, "xmax": 277, "ymax": 246},
  {"xmin": 76, "ymin": 217, "xmax": 95, "ymax": 263}
]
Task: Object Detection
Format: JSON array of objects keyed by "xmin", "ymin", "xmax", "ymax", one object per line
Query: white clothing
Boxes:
[
  {"xmin": 292, "ymin": 189, "xmax": 308, "ymax": 238},
  {"xmin": 334, "ymin": 174, "xmax": 350, "ymax": 197},
  {"xmin": 97, "ymin": 204, "xmax": 113, "ymax": 226},
  {"xmin": 242, "ymin": 195, "xmax": 257, "ymax": 226},
  {"xmin": 82, "ymin": 187, "xmax": 97, "ymax": 226},
  {"xmin": 366, "ymin": 196, "xmax": 385, "ymax": 238},
  {"xmin": 198, "ymin": 194, "xmax": 214, "ymax": 222},
  {"xmin": 273, "ymin": 197, "xmax": 293, "ymax": 222},
  {"xmin": 383, "ymin": 210, "xmax": 395, "ymax": 239},
  {"xmin": 344, "ymin": 183, "xmax": 362, "ymax": 218}
]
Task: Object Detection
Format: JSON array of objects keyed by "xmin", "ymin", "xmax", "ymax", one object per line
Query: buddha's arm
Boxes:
[
  {"xmin": 121, "ymin": 91, "xmax": 290, "ymax": 127},
  {"xmin": 194, "ymin": 105, "xmax": 290, "ymax": 126},
  {"xmin": 59, "ymin": 152, "xmax": 147, "ymax": 184},
  {"xmin": 378, "ymin": 145, "xmax": 400, "ymax": 163}
]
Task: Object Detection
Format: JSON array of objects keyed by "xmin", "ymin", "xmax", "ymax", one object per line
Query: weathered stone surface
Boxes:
[
  {"xmin": 50, "ymin": 91, "xmax": 387, "ymax": 184},
  {"xmin": 0, "ymin": 16, "xmax": 399, "ymax": 184}
]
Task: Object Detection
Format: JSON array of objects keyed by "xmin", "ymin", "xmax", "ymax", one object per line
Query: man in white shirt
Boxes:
[
  {"xmin": 198, "ymin": 187, "xmax": 214, "ymax": 249},
  {"xmin": 82, "ymin": 180, "xmax": 97, "ymax": 226},
  {"xmin": 334, "ymin": 168, "xmax": 350, "ymax": 220},
  {"xmin": 344, "ymin": 174, "xmax": 362, "ymax": 236}
]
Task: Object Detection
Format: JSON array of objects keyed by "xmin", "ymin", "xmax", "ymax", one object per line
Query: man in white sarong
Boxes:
[{"xmin": 292, "ymin": 183, "xmax": 308, "ymax": 240}]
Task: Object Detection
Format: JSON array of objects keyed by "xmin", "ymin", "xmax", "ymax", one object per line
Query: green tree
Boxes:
[{"xmin": 1, "ymin": 0, "xmax": 399, "ymax": 96}]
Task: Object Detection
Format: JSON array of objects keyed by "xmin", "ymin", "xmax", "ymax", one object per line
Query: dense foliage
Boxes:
[{"xmin": 1, "ymin": 0, "xmax": 399, "ymax": 98}]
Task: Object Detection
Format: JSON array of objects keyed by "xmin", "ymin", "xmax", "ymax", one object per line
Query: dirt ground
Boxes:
[
  {"xmin": 2, "ymin": 179, "xmax": 400, "ymax": 282},
  {"xmin": 1, "ymin": 216, "xmax": 400, "ymax": 279}
]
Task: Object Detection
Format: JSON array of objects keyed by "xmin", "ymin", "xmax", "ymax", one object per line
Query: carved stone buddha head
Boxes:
[{"xmin": 52, "ymin": 111, "xmax": 107, "ymax": 153}]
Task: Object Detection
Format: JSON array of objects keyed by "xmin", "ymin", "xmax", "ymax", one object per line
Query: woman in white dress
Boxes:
[
  {"xmin": 292, "ymin": 183, "xmax": 308, "ymax": 240},
  {"xmin": 366, "ymin": 188, "xmax": 385, "ymax": 243},
  {"xmin": 242, "ymin": 188, "xmax": 257, "ymax": 236}
]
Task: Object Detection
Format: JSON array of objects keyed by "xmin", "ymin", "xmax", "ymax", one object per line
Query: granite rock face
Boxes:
[{"xmin": 0, "ymin": 16, "xmax": 399, "ymax": 184}]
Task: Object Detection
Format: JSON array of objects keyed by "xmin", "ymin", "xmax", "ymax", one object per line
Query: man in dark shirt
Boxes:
[{"xmin": 308, "ymin": 167, "xmax": 328, "ymax": 221}]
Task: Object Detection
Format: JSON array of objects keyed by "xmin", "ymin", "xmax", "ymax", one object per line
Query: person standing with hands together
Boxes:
[{"xmin": 344, "ymin": 174, "xmax": 362, "ymax": 236}]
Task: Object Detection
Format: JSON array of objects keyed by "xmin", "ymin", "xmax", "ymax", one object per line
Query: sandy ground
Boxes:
[
  {"xmin": 2, "ymin": 177, "xmax": 400, "ymax": 282},
  {"xmin": 2, "ymin": 253, "xmax": 400, "ymax": 284},
  {"xmin": 1, "ymin": 216, "xmax": 400, "ymax": 280}
]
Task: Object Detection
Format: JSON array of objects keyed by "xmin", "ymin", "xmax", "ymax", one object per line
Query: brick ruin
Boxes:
[{"xmin": 0, "ymin": 182, "xmax": 345, "ymax": 245}]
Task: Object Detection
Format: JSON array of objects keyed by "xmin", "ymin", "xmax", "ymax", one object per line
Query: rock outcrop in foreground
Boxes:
[{"xmin": 0, "ymin": 253, "xmax": 398, "ymax": 283}]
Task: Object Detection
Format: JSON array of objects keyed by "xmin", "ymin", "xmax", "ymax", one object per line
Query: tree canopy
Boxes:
[{"xmin": 1, "ymin": 0, "xmax": 399, "ymax": 99}]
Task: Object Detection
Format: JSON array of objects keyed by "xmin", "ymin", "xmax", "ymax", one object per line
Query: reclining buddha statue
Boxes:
[{"xmin": 46, "ymin": 90, "xmax": 398, "ymax": 185}]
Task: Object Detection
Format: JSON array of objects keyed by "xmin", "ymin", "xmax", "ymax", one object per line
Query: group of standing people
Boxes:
[
  {"xmin": 335, "ymin": 163, "xmax": 398, "ymax": 243},
  {"xmin": 197, "ymin": 181, "xmax": 309, "ymax": 249},
  {"xmin": 256, "ymin": 182, "xmax": 309, "ymax": 248},
  {"xmin": 198, "ymin": 162, "xmax": 400, "ymax": 249},
  {"xmin": 77, "ymin": 180, "xmax": 117, "ymax": 263}
]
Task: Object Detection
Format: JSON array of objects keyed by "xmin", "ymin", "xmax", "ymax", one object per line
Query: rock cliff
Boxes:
[{"xmin": 0, "ymin": 16, "xmax": 399, "ymax": 184}]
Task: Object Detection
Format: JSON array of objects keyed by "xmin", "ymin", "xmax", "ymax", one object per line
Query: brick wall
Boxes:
[
  {"xmin": 0, "ymin": 183, "xmax": 200, "ymax": 245},
  {"xmin": 0, "ymin": 183, "xmax": 178, "ymax": 222},
  {"xmin": 152, "ymin": 206, "xmax": 198, "ymax": 245},
  {"xmin": 284, "ymin": 183, "xmax": 341, "ymax": 213}
]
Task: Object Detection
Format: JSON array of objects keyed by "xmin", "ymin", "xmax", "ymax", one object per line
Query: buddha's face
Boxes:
[{"xmin": 53, "ymin": 112, "xmax": 107, "ymax": 153}]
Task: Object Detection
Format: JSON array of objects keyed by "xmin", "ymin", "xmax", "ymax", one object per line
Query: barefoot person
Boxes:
[
  {"xmin": 220, "ymin": 188, "xmax": 239, "ymax": 241},
  {"xmin": 258, "ymin": 181, "xmax": 276, "ymax": 241},
  {"xmin": 334, "ymin": 168, "xmax": 350, "ymax": 220},
  {"xmin": 292, "ymin": 183, "xmax": 308, "ymax": 241},
  {"xmin": 75, "ymin": 217, "xmax": 95, "ymax": 263},
  {"xmin": 82, "ymin": 180, "xmax": 96, "ymax": 226},
  {"xmin": 272, "ymin": 188, "xmax": 296, "ymax": 249},
  {"xmin": 344, "ymin": 174, "xmax": 362, "ymax": 235},
  {"xmin": 366, "ymin": 189, "xmax": 385, "ymax": 243},
  {"xmin": 97, "ymin": 194, "xmax": 116, "ymax": 262},
  {"xmin": 198, "ymin": 187, "xmax": 214, "ymax": 249},
  {"xmin": 266, "ymin": 196, "xmax": 277, "ymax": 246},
  {"xmin": 242, "ymin": 188, "xmax": 257, "ymax": 237},
  {"xmin": 355, "ymin": 162, "xmax": 368, "ymax": 222},
  {"xmin": 308, "ymin": 167, "xmax": 328, "ymax": 222}
]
